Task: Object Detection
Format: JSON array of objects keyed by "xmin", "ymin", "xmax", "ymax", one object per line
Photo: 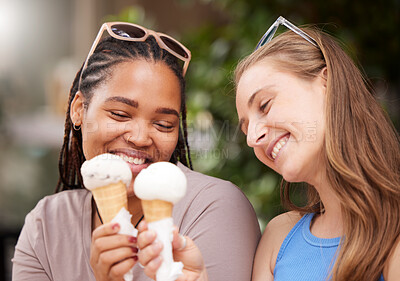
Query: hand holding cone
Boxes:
[
  {"xmin": 134, "ymin": 162, "xmax": 187, "ymax": 281},
  {"xmin": 81, "ymin": 153, "xmax": 132, "ymax": 223}
]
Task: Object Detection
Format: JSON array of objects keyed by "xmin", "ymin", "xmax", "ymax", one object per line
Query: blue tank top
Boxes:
[{"xmin": 273, "ymin": 213, "xmax": 385, "ymax": 281}]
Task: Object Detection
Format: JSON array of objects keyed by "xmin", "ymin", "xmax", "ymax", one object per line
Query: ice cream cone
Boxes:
[
  {"xmin": 91, "ymin": 181, "xmax": 128, "ymax": 223},
  {"xmin": 141, "ymin": 199, "xmax": 173, "ymax": 222}
]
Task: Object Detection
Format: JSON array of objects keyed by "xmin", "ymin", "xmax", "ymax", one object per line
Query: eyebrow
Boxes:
[
  {"xmin": 248, "ymin": 84, "xmax": 276, "ymax": 107},
  {"xmin": 248, "ymin": 90, "xmax": 262, "ymax": 107},
  {"xmin": 105, "ymin": 96, "xmax": 138, "ymax": 108},
  {"xmin": 155, "ymin": 107, "xmax": 180, "ymax": 118},
  {"xmin": 105, "ymin": 96, "xmax": 179, "ymax": 117}
]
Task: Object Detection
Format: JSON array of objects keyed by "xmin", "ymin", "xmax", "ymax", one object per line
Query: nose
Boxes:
[
  {"xmin": 246, "ymin": 120, "xmax": 268, "ymax": 148},
  {"xmin": 126, "ymin": 120, "xmax": 153, "ymax": 147}
]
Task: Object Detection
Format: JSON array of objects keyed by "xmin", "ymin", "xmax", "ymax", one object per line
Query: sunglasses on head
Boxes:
[
  {"xmin": 78, "ymin": 22, "xmax": 191, "ymax": 90},
  {"xmin": 255, "ymin": 16, "xmax": 318, "ymax": 51}
]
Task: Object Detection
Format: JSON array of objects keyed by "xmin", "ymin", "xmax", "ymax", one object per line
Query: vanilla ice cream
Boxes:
[
  {"xmin": 81, "ymin": 153, "xmax": 132, "ymax": 190},
  {"xmin": 81, "ymin": 153, "xmax": 132, "ymax": 223},
  {"xmin": 134, "ymin": 161, "xmax": 187, "ymax": 204}
]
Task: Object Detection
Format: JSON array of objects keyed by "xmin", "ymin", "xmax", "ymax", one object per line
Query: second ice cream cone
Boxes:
[
  {"xmin": 141, "ymin": 199, "xmax": 173, "ymax": 222},
  {"xmin": 91, "ymin": 181, "xmax": 128, "ymax": 223}
]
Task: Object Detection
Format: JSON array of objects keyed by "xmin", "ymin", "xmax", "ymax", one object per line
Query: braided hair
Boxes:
[{"xmin": 56, "ymin": 35, "xmax": 192, "ymax": 193}]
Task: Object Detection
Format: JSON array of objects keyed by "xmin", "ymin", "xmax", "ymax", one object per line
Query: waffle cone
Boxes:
[
  {"xmin": 91, "ymin": 181, "xmax": 128, "ymax": 223},
  {"xmin": 141, "ymin": 200, "xmax": 173, "ymax": 222}
]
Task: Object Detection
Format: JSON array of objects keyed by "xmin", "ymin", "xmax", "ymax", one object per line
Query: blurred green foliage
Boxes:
[{"xmin": 108, "ymin": 0, "xmax": 399, "ymax": 229}]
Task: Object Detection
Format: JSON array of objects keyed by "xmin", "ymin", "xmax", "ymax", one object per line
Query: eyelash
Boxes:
[
  {"xmin": 260, "ymin": 100, "xmax": 271, "ymax": 113},
  {"xmin": 111, "ymin": 111, "xmax": 130, "ymax": 119},
  {"xmin": 155, "ymin": 122, "xmax": 174, "ymax": 131},
  {"xmin": 110, "ymin": 111, "xmax": 175, "ymax": 132}
]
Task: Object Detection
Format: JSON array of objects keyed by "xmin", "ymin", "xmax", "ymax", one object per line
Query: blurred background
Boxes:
[{"xmin": 0, "ymin": 0, "xmax": 398, "ymax": 279}]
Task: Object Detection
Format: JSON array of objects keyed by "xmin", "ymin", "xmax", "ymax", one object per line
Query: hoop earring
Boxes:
[{"xmin": 73, "ymin": 123, "xmax": 81, "ymax": 131}]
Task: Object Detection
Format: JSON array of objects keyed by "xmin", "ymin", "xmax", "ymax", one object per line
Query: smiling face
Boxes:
[
  {"xmin": 236, "ymin": 59, "xmax": 327, "ymax": 185},
  {"xmin": 71, "ymin": 60, "xmax": 181, "ymax": 196}
]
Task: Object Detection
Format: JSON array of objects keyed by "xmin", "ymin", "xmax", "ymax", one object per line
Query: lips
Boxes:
[
  {"xmin": 119, "ymin": 154, "xmax": 146, "ymax": 165},
  {"xmin": 110, "ymin": 149, "xmax": 153, "ymax": 177},
  {"xmin": 266, "ymin": 133, "xmax": 290, "ymax": 161}
]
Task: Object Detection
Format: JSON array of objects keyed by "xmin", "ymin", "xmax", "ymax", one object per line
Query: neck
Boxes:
[
  {"xmin": 128, "ymin": 195, "xmax": 144, "ymax": 227},
  {"xmin": 310, "ymin": 178, "xmax": 344, "ymax": 238}
]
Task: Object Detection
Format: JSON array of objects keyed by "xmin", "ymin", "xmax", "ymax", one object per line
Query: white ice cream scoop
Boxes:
[
  {"xmin": 134, "ymin": 161, "xmax": 187, "ymax": 204},
  {"xmin": 81, "ymin": 153, "xmax": 132, "ymax": 189}
]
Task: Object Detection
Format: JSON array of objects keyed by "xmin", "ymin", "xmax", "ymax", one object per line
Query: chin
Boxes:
[{"xmin": 279, "ymin": 165, "xmax": 304, "ymax": 183}]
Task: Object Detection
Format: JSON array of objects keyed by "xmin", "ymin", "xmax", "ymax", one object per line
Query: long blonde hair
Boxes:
[{"xmin": 235, "ymin": 28, "xmax": 400, "ymax": 281}]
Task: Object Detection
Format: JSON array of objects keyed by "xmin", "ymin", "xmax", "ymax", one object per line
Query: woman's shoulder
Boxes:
[
  {"xmin": 175, "ymin": 163, "xmax": 260, "ymax": 234},
  {"xmin": 177, "ymin": 162, "xmax": 248, "ymax": 199},
  {"xmin": 28, "ymin": 189, "xmax": 91, "ymax": 220},
  {"xmin": 262, "ymin": 211, "xmax": 303, "ymax": 252},
  {"xmin": 265, "ymin": 211, "xmax": 303, "ymax": 234},
  {"xmin": 253, "ymin": 211, "xmax": 303, "ymax": 278},
  {"xmin": 177, "ymin": 163, "xmax": 257, "ymax": 218},
  {"xmin": 15, "ymin": 189, "xmax": 93, "ymax": 279},
  {"xmin": 178, "ymin": 162, "xmax": 237, "ymax": 188}
]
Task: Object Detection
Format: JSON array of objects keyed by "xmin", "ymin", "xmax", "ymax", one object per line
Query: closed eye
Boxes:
[
  {"xmin": 110, "ymin": 111, "xmax": 130, "ymax": 119},
  {"xmin": 260, "ymin": 100, "xmax": 270, "ymax": 112},
  {"xmin": 154, "ymin": 121, "xmax": 175, "ymax": 132}
]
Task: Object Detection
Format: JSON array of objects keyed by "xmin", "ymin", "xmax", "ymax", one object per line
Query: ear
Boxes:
[{"xmin": 70, "ymin": 91, "xmax": 85, "ymax": 126}]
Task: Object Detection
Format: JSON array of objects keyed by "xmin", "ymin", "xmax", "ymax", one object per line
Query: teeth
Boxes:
[
  {"xmin": 271, "ymin": 136, "xmax": 289, "ymax": 160},
  {"xmin": 120, "ymin": 155, "xmax": 146, "ymax": 165}
]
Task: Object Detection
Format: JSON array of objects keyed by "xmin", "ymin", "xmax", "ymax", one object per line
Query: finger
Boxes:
[
  {"xmin": 91, "ymin": 245, "xmax": 137, "ymax": 278},
  {"xmin": 137, "ymin": 229, "xmax": 157, "ymax": 249},
  {"xmin": 137, "ymin": 220, "xmax": 148, "ymax": 232},
  {"xmin": 92, "ymin": 222, "xmax": 120, "ymax": 241},
  {"xmin": 93, "ymin": 234, "xmax": 137, "ymax": 254},
  {"xmin": 99, "ymin": 246, "xmax": 138, "ymax": 268},
  {"xmin": 171, "ymin": 227, "xmax": 186, "ymax": 251},
  {"xmin": 109, "ymin": 256, "xmax": 138, "ymax": 279},
  {"xmin": 138, "ymin": 240, "xmax": 163, "ymax": 267},
  {"xmin": 143, "ymin": 256, "xmax": 162, "ymax": 280}
]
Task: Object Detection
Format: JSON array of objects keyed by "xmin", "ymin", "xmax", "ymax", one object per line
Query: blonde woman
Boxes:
[
  {"xmin": 138, "ymin": 17, "xmax": 400, "ymax": 281},
  {"xmin": 235, "ymin": 16, "xmax": 400, "ymax": 281}
]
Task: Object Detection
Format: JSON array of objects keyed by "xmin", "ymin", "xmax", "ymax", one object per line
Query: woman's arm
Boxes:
[{"xmin": 12, "ymin": 213, "xmax": 52, "ymax": 281}]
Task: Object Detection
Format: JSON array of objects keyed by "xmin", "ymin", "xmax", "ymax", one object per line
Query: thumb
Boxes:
[{"xmin": 171, "ymin": 226, "xmax": 186, "ymax": 251}]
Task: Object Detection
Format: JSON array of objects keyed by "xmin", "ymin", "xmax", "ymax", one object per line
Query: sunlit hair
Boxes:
[
  {"xmin": 56, "ymin": 35, "xmax": 192, "ymax": 192},
  {"xmin": 235, "ymin": 28, "xmax": 400, "ymax": 281}
]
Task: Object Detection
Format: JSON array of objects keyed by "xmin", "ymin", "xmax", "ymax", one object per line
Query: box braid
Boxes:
[{"xmin": 56, "ymin": 36, "xmax": 192, "ymax": 193}]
